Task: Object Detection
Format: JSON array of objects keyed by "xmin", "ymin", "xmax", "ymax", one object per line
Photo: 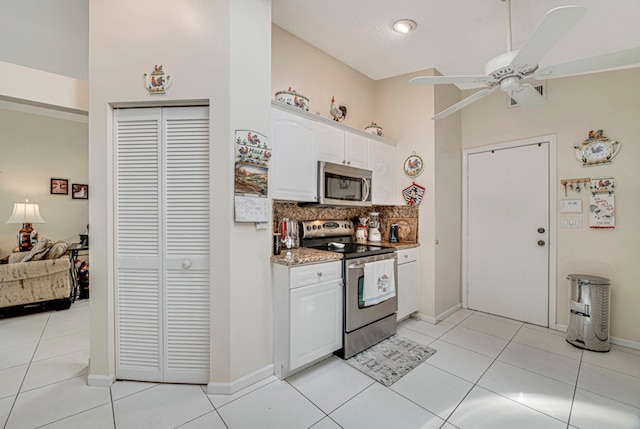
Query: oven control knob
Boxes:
[
  {"xmin": 318, "ymin": 225, "xmax": 322, "ymax": 229},
  {"xmin": 312, "ymin": 225, "xmax": 316, "ymax": 230},
  {"xmin": 306, "ymin": 226, "xmax": 311, "ymax": 231}
]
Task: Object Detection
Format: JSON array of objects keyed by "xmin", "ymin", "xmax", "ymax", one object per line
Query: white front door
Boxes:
[{"xmin": 466, "ymin": 140, "xmax": 551, "ymax": 326}]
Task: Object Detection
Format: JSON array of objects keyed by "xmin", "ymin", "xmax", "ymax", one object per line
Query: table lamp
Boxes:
[{"xmin": 6, "ymin": 199, "xmax": 46, "ymax": 251}]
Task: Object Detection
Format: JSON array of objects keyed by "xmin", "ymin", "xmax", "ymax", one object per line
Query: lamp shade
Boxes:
[{"xmin": 6, "ymin": 200, "xmax": 46, "ymax": 224}]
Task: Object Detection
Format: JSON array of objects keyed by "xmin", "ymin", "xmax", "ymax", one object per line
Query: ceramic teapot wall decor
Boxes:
[{"xmin": 574, "ymin": 129, "xmax": 621, "ymax": 167}]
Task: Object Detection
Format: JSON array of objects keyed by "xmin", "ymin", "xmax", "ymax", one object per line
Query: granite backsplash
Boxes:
[{"xmin": 273, "ymin": 202, "xmax": 418, "ymax": 243}]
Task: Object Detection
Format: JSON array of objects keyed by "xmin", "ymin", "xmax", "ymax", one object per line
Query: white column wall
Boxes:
[{"xmin": 88, "ymin": 0, "xmax": 273, "ymax": 387}]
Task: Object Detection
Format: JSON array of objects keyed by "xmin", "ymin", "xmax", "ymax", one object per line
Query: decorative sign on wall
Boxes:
[
  {"xmin": 144, "ymin": 65, "xmax": 172, "ymax": 94},
  {"xmin": 234, "ymin": 130, "xmax": 270, "ymax": 222},
  {"xmin": 589, "ymin": 178, "xmax": 615, "ymax": 229},
  {"xmin": 402, "ymin": 182, "xmax": 425, "ymax": 206},
  {"xmin": 574, "ymin": 130, "xmax": 621, "ymax": 167}
]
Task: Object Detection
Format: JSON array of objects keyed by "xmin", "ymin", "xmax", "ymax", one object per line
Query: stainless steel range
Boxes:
[{"xmin": 300, "ymin": 219, "xmax": 398, "ymax": 359}]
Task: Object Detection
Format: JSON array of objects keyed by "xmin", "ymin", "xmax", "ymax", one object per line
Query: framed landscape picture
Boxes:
[
  {"xmin": 51, "ymin": 178, "xmax": 69, "ymax": 195},
  {"xmin": 72, "ymin": 184, "xmax": 89, "ymax": 199}
]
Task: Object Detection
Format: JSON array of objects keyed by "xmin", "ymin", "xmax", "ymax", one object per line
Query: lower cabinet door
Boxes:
[
  {"xmin": 397, "ymin": 260, "xmax": 418, "ymax": 321},
  {"xmin": 289, "ymin": 279, "xmax": 343, "ymax": 370}
]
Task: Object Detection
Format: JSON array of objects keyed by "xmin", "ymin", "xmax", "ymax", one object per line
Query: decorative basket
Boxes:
[
  {"xmin": 275, "ymin": 87, "xmax": 309, "ymax": 111},
  {"xmin": 365, "ymin": 122, "xmax": 383, "ymax": 137}
]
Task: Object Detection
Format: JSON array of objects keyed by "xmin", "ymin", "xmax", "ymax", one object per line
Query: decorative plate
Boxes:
[
  {"xmin": 574, "ymin": 130, "xmax": 620, "ymax": 167},
  {"xmin": 403, "ymin": 153, "xmax": 423, "ymax": 178}
]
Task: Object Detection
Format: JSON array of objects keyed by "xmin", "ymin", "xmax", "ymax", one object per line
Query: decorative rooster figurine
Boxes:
[{"xmin": 330, "ymin": 96, "xmax": 347, "ymax": 122}]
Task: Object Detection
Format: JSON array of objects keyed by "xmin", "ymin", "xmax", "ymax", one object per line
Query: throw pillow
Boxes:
[
  {"xmin": 22, "ymin": 238, "xmax": 53, "ymax": 262},
  {"xmin": 45, "ymin": 240, "xmax": 70, "ymax": 260}
]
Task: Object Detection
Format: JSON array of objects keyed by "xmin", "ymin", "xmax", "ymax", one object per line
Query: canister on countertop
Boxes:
[
  {"xmin": 389, "ymin": 223, "xmax": 399, "ymax": 243},
  {"xmin": 273, "ymin": 233, "xmax": 281, "ymax": 255}
]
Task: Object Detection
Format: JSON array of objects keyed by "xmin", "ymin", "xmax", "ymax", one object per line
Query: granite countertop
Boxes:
[
  {"xmin": 271, "ymin": 247, "xmax": 343, "ymax": 266},
  {"xmin": 271, "ymin": 242, "xmax": 420, "ymax": 266}
]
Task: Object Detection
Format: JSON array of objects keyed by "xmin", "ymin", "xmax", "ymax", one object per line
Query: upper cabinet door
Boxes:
[
  {"xmin": 369, "ymin": 141, "xmax": 396, "ymax": 205},
  {"xmin": 314, "ymin": 121, "xmax": 345, "ymax": 165},
  {"xmin": 344, "ymin": 132, "xmax": 369, "ymax": 169},
  {"xmin": 271, "ymin": 108, "xmax": 317, "ymax": 202}
]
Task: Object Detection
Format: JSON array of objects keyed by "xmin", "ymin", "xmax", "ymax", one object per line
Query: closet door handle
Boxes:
[{"xmin": 183, "ymin": 260, "xmax": 192, "ymax": 269}]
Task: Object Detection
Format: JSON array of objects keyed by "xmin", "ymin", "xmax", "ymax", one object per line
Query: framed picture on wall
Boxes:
[
  {"xmin": 51, "ymin": 178, "xmax": 69, "ymax": 195},
  {"xmin": 72, "ymin": 184, "xmax": 89, "ymax": 199}
]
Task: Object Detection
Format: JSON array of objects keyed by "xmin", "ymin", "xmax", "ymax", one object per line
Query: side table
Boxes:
[{"xmin": 68, "ymin": 243, "xmax": 89, "ymax": 302}]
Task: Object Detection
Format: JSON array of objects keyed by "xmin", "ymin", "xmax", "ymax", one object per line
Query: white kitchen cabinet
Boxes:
[
  {"xmin": 273, "ymin": 261, "xmax": 343, "ymax": 379},
  {"xmin": 344, "ymin": 131, "xmax": 369, "ymax": 169},
  {"xmin": 270, "ymin": 108, "xmax": 317, "ymax": 202},
  {"xmin": 315, "ymin": 123, "xmax": 369, "ymax": 169},
  {"xmin": 369, "ymin": 140, "xmax": 396, "ymax": 205},
  {"xmin": 396, "ymin": 248, "xmax": 418, "ymax": 321}
]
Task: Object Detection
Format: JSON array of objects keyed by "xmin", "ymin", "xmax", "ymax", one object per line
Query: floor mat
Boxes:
[{"xmin": 346, "ymin": 335, "xmax": 437, "ymax": 386}]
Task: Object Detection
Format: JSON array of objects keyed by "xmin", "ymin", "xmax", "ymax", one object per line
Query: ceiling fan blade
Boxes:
[
  {"xmin": 432, "ymin": 87, "xmax": 497, "ymax": 120},
  {"xmin": 410, "ymin": 75, "xmax": 494, "ymax": 86},
  {"xmin": 511, "ymin": 5, "xmax": 586, "ymax": 72},
  {"xmin": 509, "ymin": 83, "xmax": 546, "ymax": 111},
  {"xmin": 534, "ymin": 46, "xmax": 640, "ymax": 80}
]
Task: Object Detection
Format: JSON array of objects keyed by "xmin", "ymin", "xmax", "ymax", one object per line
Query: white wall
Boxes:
[
  {"xmin": 434, "ymin": 84, "xmax": 462, "ymax": 318},
  {"xmin": 88, "ymin": 0, "xmax": 273, "ymax": 387},
  {"xmin": 0, "ymin": 1, "xmax": 88, "ymax": 80},
  {"xmin": 0, "ymin": 107, "xmax": 88, "ymax": 257},
  {"xmin": 461, "ymin": 68, "xmax": 640, "ymax": 344}
]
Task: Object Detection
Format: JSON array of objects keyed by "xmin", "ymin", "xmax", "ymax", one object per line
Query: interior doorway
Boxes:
[{"xmin": 463, "ymin": 136, "xmax": 557, "ymax": 327}]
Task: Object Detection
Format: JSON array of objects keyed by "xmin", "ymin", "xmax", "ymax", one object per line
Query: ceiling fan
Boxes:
[{"xmin": 410, "ymin": 0, "xmax": 640, "ymax": 120}]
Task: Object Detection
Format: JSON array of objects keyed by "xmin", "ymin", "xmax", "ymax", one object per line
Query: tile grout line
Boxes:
[
  {"xmin": 566, "ymin": 348, "xmax": 584, "ymax": 429},
  {"xmin": 3, "ymin": 311, "xmax": 52, "ymax": 429},
  {"xmin": 446, "ymin": 324, "xmax": 577, "ymax": 426},
  {"xmin": 439, "ymin": 319, "xmax": 520, "ymax": 425}
]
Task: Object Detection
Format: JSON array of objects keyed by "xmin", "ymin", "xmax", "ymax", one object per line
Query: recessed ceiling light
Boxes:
[{"xmin": 393, "ymin": 19, "xmax": 417, "ymax": 34}]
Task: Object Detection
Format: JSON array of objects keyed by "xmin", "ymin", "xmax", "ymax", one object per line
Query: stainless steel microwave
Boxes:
[{"xmin": 317, "ymin": 161, "xmax": 372, "ymax": 207}]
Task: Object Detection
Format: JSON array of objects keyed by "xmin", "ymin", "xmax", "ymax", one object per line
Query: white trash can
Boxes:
[{"xmin": 566, "ymin": 274, "xmax": 611, "ymax": 352}]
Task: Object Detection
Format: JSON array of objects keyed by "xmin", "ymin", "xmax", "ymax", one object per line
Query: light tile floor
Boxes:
[{"xmin": 1, "ymin": 302, "xmax": 640, "ymax": 428}]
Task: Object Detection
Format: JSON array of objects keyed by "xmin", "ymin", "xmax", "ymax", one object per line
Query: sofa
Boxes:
[{"xmin": 0, "ymin": 239, "xmax": 72, "ymax": 317}]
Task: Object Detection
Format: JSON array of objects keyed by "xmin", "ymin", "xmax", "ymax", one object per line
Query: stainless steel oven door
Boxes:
[{"xmin": 344, "ymin": 253, "xmax": 398, "ymax": 333}]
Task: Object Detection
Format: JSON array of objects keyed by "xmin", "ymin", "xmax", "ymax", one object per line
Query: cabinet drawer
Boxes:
[
  {"xmin": 396, "ymin": 248, "xmax": 418, "ymax": 264},
  {"xmin": 290, "ymin": 261, "xmax": 342, "ymax": 288}
]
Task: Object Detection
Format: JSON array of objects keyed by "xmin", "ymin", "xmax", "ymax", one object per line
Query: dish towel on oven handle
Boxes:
[{"xmin": 362, "ymin": 259, "xmax": 396, "ymax": 307}]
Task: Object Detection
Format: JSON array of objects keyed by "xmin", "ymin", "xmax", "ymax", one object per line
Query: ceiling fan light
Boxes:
[{"xmin": 393, "ymin": 19, "xmax": 417, "ymax": 34}]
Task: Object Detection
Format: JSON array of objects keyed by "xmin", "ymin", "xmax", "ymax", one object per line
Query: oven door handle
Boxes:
[{"xmin": 348, "ymin": 263, "xmax": 365, "ymax": 269}]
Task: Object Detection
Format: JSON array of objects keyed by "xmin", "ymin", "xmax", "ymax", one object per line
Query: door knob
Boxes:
[
  {"xmin": 537, "ymin": 240, "xmax": 545, "ymax": 246},
  {"xmin": 183, "ymin": 260, "xmax": 192, "ymax": 269}
]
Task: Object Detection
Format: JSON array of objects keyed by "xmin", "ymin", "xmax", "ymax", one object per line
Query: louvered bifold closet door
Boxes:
[
  {"xmin": 115, "ymin": 108, "xmax": 163, "ymax": 382},
  {"xmin": 114, "ymin": 106, "xmax": 210, "ymax": 384},
  {"xmin": 162, "ymin": 107, "xmax": 210, "ymax": 383}
]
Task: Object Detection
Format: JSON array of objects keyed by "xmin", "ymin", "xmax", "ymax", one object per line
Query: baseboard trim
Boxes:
[
  {"xmin": 87, "ymin": 374, "xmax": 115, "ymax": 388},
  {"xmin": 436, "ymin": 303, "xmax": 463, "ymax": 322},
  {"xmin": 611, "ymin": 336, "xmax": 640, "ymax": 351},
  {"xmin": 554, "ymin": 323, "xmax": 568, "ymax": 332},
  {"xmin": 413, "ymin": 312, "xmax": 437, "ymax": 325},
  {"xmin": 207, "ymin": 364, "xmax": 274, "ymax": 395},
  {"xmin": 554, "ymin": 324, "xmax": 639, "ymax": 351}
]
